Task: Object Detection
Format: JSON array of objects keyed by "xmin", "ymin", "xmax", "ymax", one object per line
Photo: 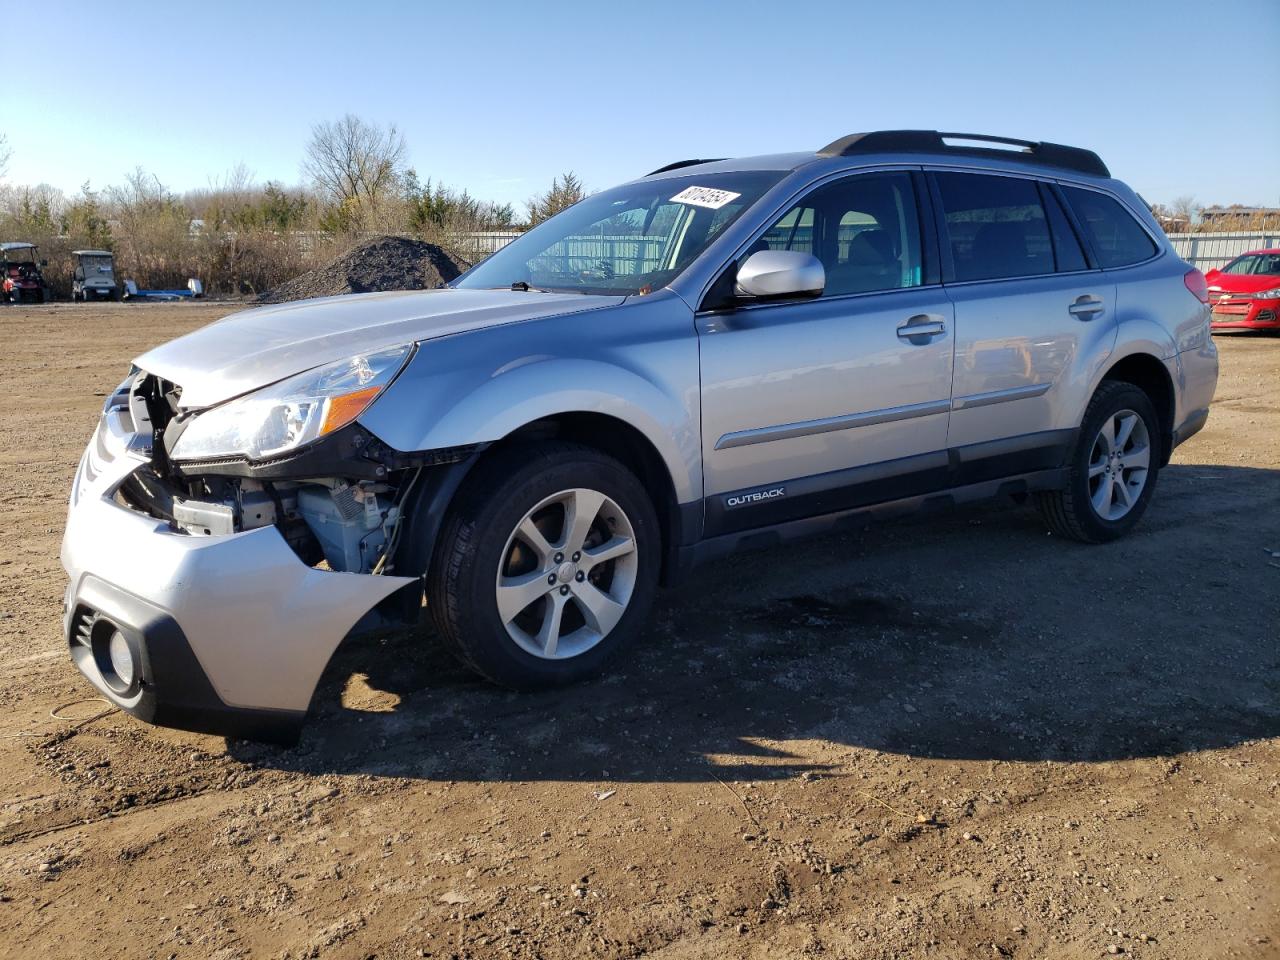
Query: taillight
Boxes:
[{"xmin": 1184, "ymin": 268, "xmax": 1210, "ymax": 304}]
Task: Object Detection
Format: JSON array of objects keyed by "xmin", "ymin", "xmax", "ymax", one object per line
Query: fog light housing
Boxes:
[
  {"xmin": 90, "ymin": 617, "xmax": 140, "ymax": 696},
  {"xmin": 108, "ymin": 630, "xmax": 134, "ymax": 687}
]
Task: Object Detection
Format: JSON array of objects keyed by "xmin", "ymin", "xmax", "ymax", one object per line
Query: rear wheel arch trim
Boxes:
[{"xmin": 1093, "ymin": 349, "xmax": 1176, "ymax": 465}]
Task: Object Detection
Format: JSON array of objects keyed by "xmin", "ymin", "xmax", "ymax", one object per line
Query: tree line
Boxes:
[
  {"xmin": 0, "ymin": 117, "xmax": 586, "ymax": 299},
  {"xmin": 1148, "ymin": 196, "xmax": 1280, "ymax": 233},
  {"xmin": 7, "ymin": 117, "xmax": 1271, "ymax": 301}
]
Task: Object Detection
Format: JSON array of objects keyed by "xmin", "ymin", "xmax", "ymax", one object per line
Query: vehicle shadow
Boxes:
[{"xmin": 230, "ymin": 463, "xmax": 1280, "ymax": 780}]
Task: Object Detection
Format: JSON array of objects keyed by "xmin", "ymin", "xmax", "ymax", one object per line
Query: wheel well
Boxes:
[
  {"xmin": 487, "ymin": 413, "xmax": 684, "ymax": 581},
  {"xmin": 1101, "ymin": 353, "xmax": 1175, "ymax": 464}
]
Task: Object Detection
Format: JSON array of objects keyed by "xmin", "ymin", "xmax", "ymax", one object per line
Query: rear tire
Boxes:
[
  {"xmin": 426, "ymin": 442, "xmax": 661, "ymax": 689},
  {"xmin": 1036, "ymin": 380, "xmax": 1162, "ymax": 543}
]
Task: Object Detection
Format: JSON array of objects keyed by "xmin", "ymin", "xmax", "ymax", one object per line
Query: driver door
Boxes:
[{"xmin": 697, "ymin": 171, "xmax": 956, "ymax": 536}]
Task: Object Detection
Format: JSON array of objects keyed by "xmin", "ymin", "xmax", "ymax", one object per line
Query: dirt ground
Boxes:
[{"xmin": 0, "ymin": 302, "xmax": 1277, "ymax": 960}]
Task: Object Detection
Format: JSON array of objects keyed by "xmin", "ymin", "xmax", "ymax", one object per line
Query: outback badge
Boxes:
[{"xmin": 725, "ymin": 486, "xmax": 786, "ymax": 509}]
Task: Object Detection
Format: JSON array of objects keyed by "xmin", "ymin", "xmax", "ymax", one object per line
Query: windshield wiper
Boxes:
[{"xmin": 484, "ymin": 282, "xmax": 589, "ymax": 295}]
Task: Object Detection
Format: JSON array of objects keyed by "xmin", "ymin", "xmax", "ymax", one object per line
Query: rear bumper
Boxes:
[
  {"xmin": 1171, "ymin": 407, "xmax": 1209, "ymax": 450},
  {"xmin": 1165, "ymin": 331, "xmax": 1217, "ymax": 460},
  {"xmin": 61, "ymin": 416, "xmax": 412, "ymax": 741}
]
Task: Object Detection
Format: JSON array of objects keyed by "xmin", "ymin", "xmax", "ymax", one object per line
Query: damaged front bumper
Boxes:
[{"xmin": 60, "ymin": 402, "xmax": 414, "ymax": 743}]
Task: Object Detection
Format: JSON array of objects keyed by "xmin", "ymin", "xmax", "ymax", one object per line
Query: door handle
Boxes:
[
  {"xmin": 1068, "ymin": 295, "xmax": 1105, "ymax": 319},
  {"xmin": 896, "ymin": 314, "xmax": 947, "ymax": 341}
]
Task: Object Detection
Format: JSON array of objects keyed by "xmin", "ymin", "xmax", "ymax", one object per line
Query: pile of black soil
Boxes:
[{"xmin": 258, "ymin": 236, "xmax": 471, "ymax": 304}]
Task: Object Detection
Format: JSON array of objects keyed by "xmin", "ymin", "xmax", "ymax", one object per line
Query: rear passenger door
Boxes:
[{"xmin": 930, "ymin": 171, "xmax": 1116, "ymax": 477}]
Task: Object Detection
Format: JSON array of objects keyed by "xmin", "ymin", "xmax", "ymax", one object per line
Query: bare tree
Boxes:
[
  {"xmin": 1171, "ymin": 195, "xmax": 1199, "ymax": 225},
  {"xmin": 526, "ymin": 172, "xmax": 586, "ymax": 226},
  {"xmin": 107, "ymin": 167, "xmax": 193, "ymax": 281},
  {"xmin": 303, "ymin": 115, "xmax": 406, "ymax": 230},
  {"xmin": 212, "ymin": 162, "xmax": 257, "ymax": 207}
]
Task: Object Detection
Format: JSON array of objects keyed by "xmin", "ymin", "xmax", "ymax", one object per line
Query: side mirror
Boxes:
[
  {"xmin": 40, "ymin": 259, "xmax": 48, "ymax": 267},
  {"xmin": 734, "ymin": 250, "xmax": 824, "ymax": 300}
]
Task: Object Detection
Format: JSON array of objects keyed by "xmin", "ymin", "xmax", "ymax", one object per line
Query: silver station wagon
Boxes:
[{"xmin": 62, "ymin": 130, "xmax": 1219, "ymax": 742}]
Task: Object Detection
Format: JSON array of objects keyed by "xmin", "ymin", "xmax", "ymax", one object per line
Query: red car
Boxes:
[{"xmin": 1205, "ymin": 248, "xmax": 1280, "ymax": 332}]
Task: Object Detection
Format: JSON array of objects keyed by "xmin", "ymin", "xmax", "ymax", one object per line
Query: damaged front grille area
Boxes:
[
  {"xmin": 116, "ymin": 455, "xmax": 420, "ymax": 574},
  {"xmin": 168, "ymin": 474, "xmax": 420, "ymax": 574},
  {"xmin": 102, "ymin": 371, "xmax": 434, "ymax": 576}
]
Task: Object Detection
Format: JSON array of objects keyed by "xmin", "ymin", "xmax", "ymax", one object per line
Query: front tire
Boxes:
[
  {"xmin": 1037, "ymin": 381, "xmax": 1162, "ymax": 543},
  {"xmin": 426, "ymin": 442, "xmax": 661, "ymax": 689}
]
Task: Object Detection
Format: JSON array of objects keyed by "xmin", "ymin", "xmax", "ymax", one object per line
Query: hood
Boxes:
[
  {"xmin": 135, "ymin": 288, "xmax": 625, "ymax": 409},
  {"xmin": 1204, "ymin": 272, "xmax": 1280, "ymax": 295}
]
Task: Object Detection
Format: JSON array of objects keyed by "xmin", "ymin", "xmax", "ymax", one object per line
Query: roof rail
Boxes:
[
  {"xmin": 816, "ymin": 130, "xmax": 1110, "ymax": 177},
  {"xmin": 645, "ymin": 158, "xmax": 726, "ymax": 177}
]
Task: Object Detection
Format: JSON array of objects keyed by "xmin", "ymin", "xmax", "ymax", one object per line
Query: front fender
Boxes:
[{"xmin": 358, "ymin": 299, "xmax": 702, "ymax": 504}]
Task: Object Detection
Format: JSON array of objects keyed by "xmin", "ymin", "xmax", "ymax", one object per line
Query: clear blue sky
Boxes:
[{"xmin": 7, "ymin": 0, "xmax": 1278, "ymax": 210}]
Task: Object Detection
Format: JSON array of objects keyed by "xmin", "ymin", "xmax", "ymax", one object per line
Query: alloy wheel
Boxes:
[
  {"xmin": 1088, "ymin": 409, "xmax": 1151, "ymax": 521},
  {"xmin": 495, "ymin": 488, "xmax": 639, "ymax": 660}
]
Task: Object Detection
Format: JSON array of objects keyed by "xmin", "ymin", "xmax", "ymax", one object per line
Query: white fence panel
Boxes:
[
  {"xmin": 1166, "ymin": 232, "xmax": 1280, "ymax": 270},
  {"xmin": 461, "ymin": 232, "xmax": 524, "ymax": 256}
]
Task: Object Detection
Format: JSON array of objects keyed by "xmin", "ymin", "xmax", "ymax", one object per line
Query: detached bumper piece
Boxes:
[
  {"xmin": 66, "ymin": 579, "xmax": 305, "ymax": 744},
  {"xmin": 61, "ymin": 397, "xmax": 415, "ymax": 744}
]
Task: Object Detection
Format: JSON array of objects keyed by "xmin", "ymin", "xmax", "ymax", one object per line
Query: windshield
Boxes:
[
  {"xmin": 81, "ymin": 255, "xmax": 114, "ymax": 276},
  {"xmin": 455, "ymin": 170, "xmax": 786, "ymax": 295},
  {"xmin": 1221, "ymin": 253, "xmax": 1280, "ymax": 276},
  {"xmin": 2, "ymin": 247, "xmax": 36, "ymax": 264}
]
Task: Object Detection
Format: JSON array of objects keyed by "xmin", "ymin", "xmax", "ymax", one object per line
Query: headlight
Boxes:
[
  {"xmin": 1248, "ymin": 287, "xmax": 1280, "ymax": 300},
  {"xmin": 170, "ymin": 345, "xmax": 412, "ymax": 461}
]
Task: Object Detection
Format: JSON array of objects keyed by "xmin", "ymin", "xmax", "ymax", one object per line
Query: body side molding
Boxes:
[
  {"xmin": 951, "ymin": 382, "xmax": 1052, "ymax": 411},
  {"xmin": 714, "ymin": 398, "xmax": 951, "ymax": 451},
  {"xmin": 705, "ymin": 428, "xmax": 1076, "ymax": 539}
]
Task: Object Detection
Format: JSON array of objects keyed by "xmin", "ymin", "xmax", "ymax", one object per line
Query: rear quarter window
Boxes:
[{"xmin": 1062, "ymin": 187, "xmax": 1158, "ymax": 268}]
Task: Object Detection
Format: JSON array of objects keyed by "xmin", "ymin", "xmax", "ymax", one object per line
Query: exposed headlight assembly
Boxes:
[
  {"xmin": 170, "ymin": 345, "xmax": 412, "ymax": 462},
  {"xmin": 1248, "ymin": 287, "xmax": 1280, "ymax": 300}
]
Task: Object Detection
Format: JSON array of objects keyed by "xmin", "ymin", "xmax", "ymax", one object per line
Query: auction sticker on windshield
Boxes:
[{"xmin": 669, "ymin": 186, "xmax": 742, "ymax": 209}]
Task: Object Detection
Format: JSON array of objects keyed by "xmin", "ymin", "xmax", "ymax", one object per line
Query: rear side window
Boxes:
[
  {"xmin": 933, "ymin": 173, "xmax": 1055, "ymax": 281},
  {"xmin": 1062, "ymin": 187, "xmax": 1158, "ymax": 268}
]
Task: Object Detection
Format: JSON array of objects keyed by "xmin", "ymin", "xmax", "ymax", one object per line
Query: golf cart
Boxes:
[
  {"xmin": 72, "ymin": 249, "xmax": 121, "ymax": 301},
  {"xmin": 1, "ymin": 242, "xmax": 49, "ymax": 304}
]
